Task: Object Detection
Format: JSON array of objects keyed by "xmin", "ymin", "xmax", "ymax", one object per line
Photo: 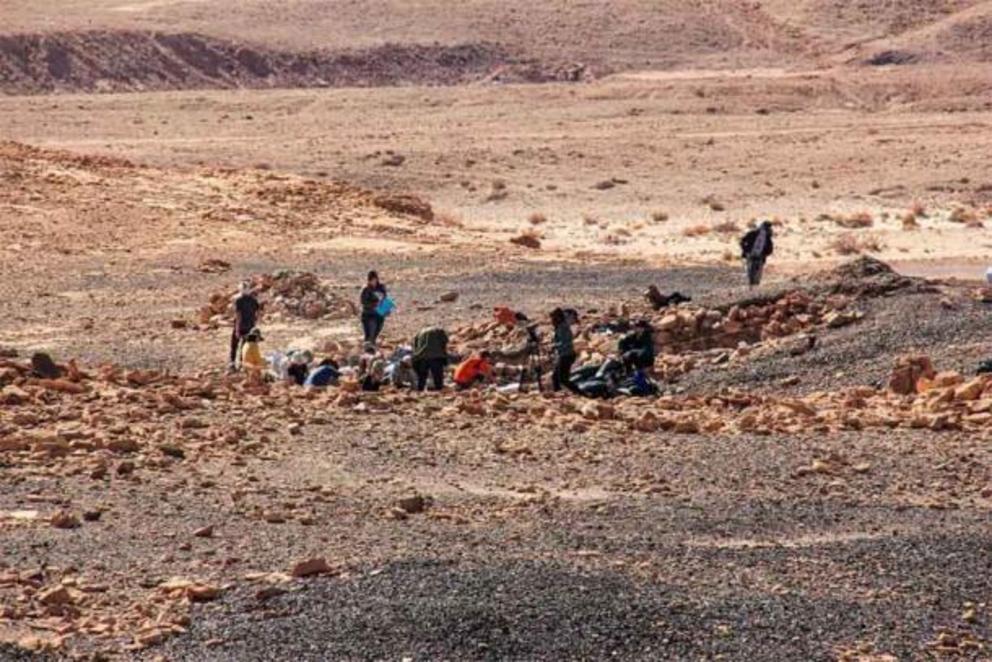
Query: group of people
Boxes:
[{"xmin": 227, "ymin": 221, "xmax": 774, "ymax": 393}]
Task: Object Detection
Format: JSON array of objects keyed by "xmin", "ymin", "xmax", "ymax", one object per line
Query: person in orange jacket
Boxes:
[{"xmin": 453, "ymin": 351, "xmax": 494, "ymax": 389}]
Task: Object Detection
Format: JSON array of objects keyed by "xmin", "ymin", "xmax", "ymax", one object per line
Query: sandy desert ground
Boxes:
[{"xmin": 2, "ymin": 2, "xmax": 992, "ymax": 661}]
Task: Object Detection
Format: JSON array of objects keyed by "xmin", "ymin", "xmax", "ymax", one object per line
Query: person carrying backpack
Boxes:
[
  {"xmin": 359, "ymin": 270, "xmax": 388, "ymax": 346},
  {"xmin": 740, "ymin": 221, "xmax": 774, "ymax": 287}
]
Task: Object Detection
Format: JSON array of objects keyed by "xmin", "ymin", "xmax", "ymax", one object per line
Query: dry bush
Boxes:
[
  {"xmin": 832, "ymin": 234, "xmax": 861, "ymax": 256},
  {"xmin": 509, "ymin": 228, "xmax": 542, "ymax": 249},
  {"xmin": 434, "ymin": 209, "xmax": 464, "ymax": 228},
  {"xmin": 966, "ymin": 218, "xmax": 985, "ymax": 229},
  {"xmin": 483, "ymin": 181, "xmax": 508, "ymax": 203},
  {"xmin": 835, "ymin": 211, "xmax": 873, "ymax": 229},
  {"xmin": 583, "ymin": 214, "xmax": 600, "ymax": 226},
  {"xmin": 701, "ymin": 195, "xmax": 725, "ymax": 212},
  {"xmin": 832, "ymin": 233, "xmax": 884, "ymax": 255},
  {"xmin": 949, "ymin": 206, "xmax": 977, "ymax": 224},
  {"xmin": 613, "ymin": 227, "xmax": 632, "ymax": 237},
  {"xmin": 711, "ymin": 220, "xmax": 739, "ymax": 234},
  {"xmin": 651, "ymin": 211, "xmax": 669, "ymax": 223},
  {"xmin": 528, "ymin": 212, "xmax": 548, "ymax": 225},
  {"xmin": 721, "ymin": 250, "xmax": 736, "ymax": 262},
  {"xmin": 910, "ymin": 200, "xmax": 927, "ymax": 218},
  {"xmin": 600, "ymin": 233, "xmax": 627, "ymax": 245},
  {"xmin": 683, "ymin": 224, "xmax": 711, "ymax": 237},
  {"xmin": 901, "ymin": 213, "xmax": 919, "ymax": 230},
  {"xmin": 861, "ymin": 235, "xmax": 884, "ymax": 252}
]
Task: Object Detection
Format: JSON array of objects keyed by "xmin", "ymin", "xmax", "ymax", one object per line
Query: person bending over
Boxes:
[
  {"xmin": 411, "ymin": 326, "xmax": 449, "ymax": 391},
  {"xmin": 619, "ymin": 320, "xmax": 656, "ymax": 372},
  {"xmin": 454, "ymin": 351, "xmax": 494, "ymax": 389}
]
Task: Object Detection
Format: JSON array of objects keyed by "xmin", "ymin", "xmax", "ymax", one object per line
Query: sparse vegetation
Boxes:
[
  {"xmin": 528, "ymin": 212, "xmax": 548, "ymax": 225},
  {"xmin": 651, "ymin": 211, "xmax": 669, "ymax": 223},
  {"xmin": 831, "ymin": 232, "xmax": 883, "ymax": 255},
  {"xmin": 901, "ymin": 212, "xmax": 919, "ymax": 230},
  {"xmin": 835, "ymin": 211, "xmax": 873, "ymax": 229},
  {"xmin": 949, "ymin": 206, "xmax": 977, "ymax": 224},
  {"xmin": 711, "ymin": 220, "xmax": 739, "ymax": 234},
  {"xmin": 683, "ymin": 224, "xmax": 711, "ymax": 238}
]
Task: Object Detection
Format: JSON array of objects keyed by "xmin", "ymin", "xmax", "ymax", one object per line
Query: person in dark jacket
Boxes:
[
  {"xmin": 740, "ymin": 221, "xmax": 774, "ymax": 287},
  {"xmin": 411, "ymin": 326, "xmax": 449, "ymax": 391},
  {"xmin": 230, "ymin": 281, "xmax": 260, "ymax": 371},
  {"xmin": 619, "ymin": 320, "xmax": 655, "ymax": 372},
  {"xmin": 550, "ymin": 308, "xmax": 580, "ymax": 393},
  {"xmin": 359, "ymin": 270, "xmax": 387, "ymax": 346}
]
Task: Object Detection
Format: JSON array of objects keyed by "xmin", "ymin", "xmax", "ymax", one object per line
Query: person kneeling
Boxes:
[
  {"xmin": 454, "ymin": 351, "xmax": 494, "ymax": 390},
  {"xmin": 411, "ymin": 326, "xmax": 449, "ymax": 391}
]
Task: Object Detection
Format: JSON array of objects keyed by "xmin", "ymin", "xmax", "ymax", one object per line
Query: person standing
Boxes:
[
  {"xmin": 740, "ymin": 221, "xmax": 774, "ymax": 288},
  {"xmin": 360, "ymin": 270, "xmax": 387, "ymax": 346},
  {"xmin": 230, "ymin": 281, "xmax": 260, "ymax": 371},
  {"xmin": 550, "ymin": 308, "xmax": 579, "ymax": 393},
  {"xmin": 411, "ymin": 326, "xmax": 449, "ymax": 391}
]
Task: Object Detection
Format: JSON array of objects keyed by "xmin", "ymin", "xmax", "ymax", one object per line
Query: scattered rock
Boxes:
[
  {"xmin": 290, "ymin": 557, "xmax": 334, "ymax": 578},
  {"xmin": 395, "ymin": 494, "xmax": 429, "ymax": 514},
  {"xmin": 50, "ymin": 510, "xmax": 81, "ymax": 529}
]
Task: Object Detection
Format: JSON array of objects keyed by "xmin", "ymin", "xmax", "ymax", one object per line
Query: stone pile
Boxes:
[{"xmin": 198, "ymin": 270, "xmax": 356, "ymax": 326}]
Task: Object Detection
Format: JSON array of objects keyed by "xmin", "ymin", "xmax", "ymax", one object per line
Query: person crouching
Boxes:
[
  {"xmin": 240, "ymin": 327, "xmax": 266, "ymax": 384},
  {"xmin": 454, "ymin": 351, "xmax": 494, "ymax": 390}
]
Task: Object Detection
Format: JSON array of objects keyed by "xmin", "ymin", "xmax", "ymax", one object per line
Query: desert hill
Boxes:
[{"xmin": 4, "ymin": 1, "xmax": 992, "ymax": 94}]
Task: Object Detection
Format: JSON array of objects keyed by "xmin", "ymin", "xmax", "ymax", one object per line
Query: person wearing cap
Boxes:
[
  {"xmin": 359, "ymin": 270, "xmax": 388, "ymax": 346},
  {"xmin": 230, "ymin": 281, "xmax": 261, "ymax": 371}
]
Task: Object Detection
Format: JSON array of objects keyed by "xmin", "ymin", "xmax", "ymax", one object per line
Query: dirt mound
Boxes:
[{"xmin": 0, "ymin": 30, "xmax": 585, "ymax": 95}]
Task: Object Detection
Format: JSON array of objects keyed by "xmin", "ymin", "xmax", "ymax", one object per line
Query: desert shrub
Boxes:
[
  {"xmin": 651, "ymin": 211, "xmax": 669, "ymax": 222},
  {"xmin": 683, "ymin": 224, "xmax": 711, "ymax": 237},
  {"xmin": 835, "ymin": 211, "xmax": 873, "ymax": 229},
  {"xmin": 711, "ymin": 220, "xmax": 739, "ymax": 234},
  {"xmin": 528, "ymin": 212, "xmax": 548, "ymax": 225}
]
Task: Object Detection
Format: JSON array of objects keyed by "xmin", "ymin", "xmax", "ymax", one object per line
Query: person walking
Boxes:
[
  {"xmin": 360, "ymin": 270, "xmax": 388, "ymax": 346},
  {"xmin": 550, "ymin": 308, "xmax": 580, "ymax": 393},
  {"xmin": 230, "ymin": 281, "xmax": 260, "ymax": 372},
  {"xmin": 411, "ymin": 326, "xmax": 449, "ymax": 391},
  {"xmin": 740, "ymin": 221, "xmax": 774, "ymax": 288}
]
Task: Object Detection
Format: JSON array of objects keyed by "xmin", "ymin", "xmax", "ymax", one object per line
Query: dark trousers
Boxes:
[
  {"xmin": 552, "ymin": 354, "xmax": 579, "ymax": 393},
  {"xmin": 622, "ymin": 349, "xmax": 653, "ymax": 372},
  {"xmin": 229, "ymin": 328, "xmax": 244, "ymax": 365},
  {"xmin": 361, "ymin": 313, "xmax": 384, "ymax": 344},
  {"xmin": 413, "ymin": 358, "xmax": 446, "ymax": 391},
  {"xmin": 746, "ymin": 257, "xmax": 765, "ymax": 287}
]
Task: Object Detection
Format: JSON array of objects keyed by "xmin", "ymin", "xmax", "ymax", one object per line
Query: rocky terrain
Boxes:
[{"xmin": 3, "ymin": 2, "xmax": 992, "ymax": 660}]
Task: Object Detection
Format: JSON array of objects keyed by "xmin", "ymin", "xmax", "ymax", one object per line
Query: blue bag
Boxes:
[{"xmin": 376, "ymin": 296, "xmax": 396, "ymax": 317}]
